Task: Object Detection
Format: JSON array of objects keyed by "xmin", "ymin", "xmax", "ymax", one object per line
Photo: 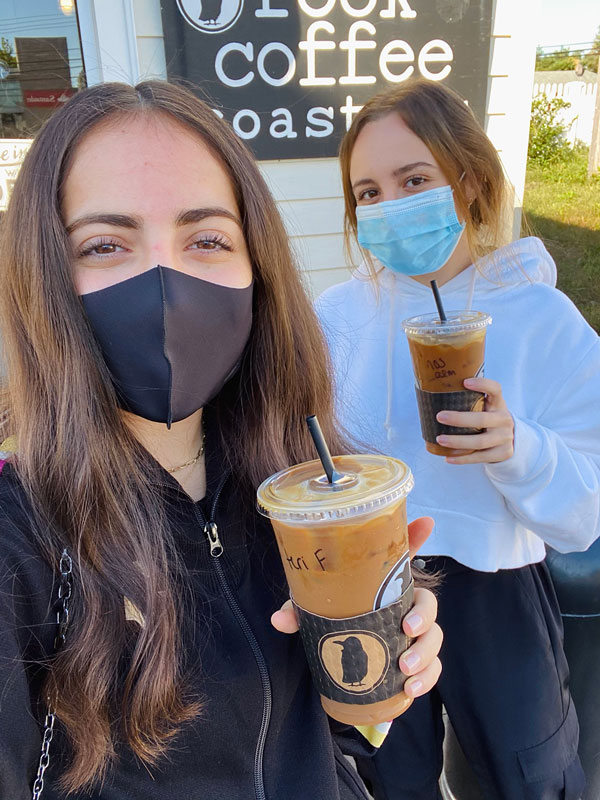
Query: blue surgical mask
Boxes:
[{"xmin": 356, "ymin": 185, "xmax": 465, "ymax": 276}]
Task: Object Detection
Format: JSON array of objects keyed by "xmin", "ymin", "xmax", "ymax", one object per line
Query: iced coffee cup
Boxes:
[
  {"xmin": 402, "ymin": 311, "xmax": 492, "ymax": 456},
  {"xmin": 257, "ymin": 453, "xmax": 415, "ymax": 725}
]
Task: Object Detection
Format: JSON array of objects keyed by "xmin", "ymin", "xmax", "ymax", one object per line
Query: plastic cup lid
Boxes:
[
  {"xmin": 402, "ymin": 310, "xmax": 491, "ymax": 336},
  {"xmin": 257, "ymin": 454, "xmax": 413, "ymax": 523}
]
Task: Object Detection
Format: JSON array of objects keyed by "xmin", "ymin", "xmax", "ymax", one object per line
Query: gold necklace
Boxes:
[{"xmin": 166, "ymin": 439, "xmax": 205, "ymax": 473}]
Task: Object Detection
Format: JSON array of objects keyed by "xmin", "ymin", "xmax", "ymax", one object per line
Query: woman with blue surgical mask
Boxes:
[{"xmin": 317, "ymin": 79, "xmax": 600, "ymax": 800}]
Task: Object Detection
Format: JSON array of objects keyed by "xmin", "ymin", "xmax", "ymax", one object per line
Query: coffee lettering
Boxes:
[
  {"xmin": 232, "ymin": 108, "xmax": 261, "ymax": 139},
  {"xmin": 339, "ymin": 21, "xmax": 377, "ymax": 85},
  {"xmin": 306, "ymin": 106, "xmax": 335, "ymax": 137},
  {"xmin": 299, "ymin": 0, "xmax": 337, "ymax": 17},
  {"xmin": 379, "ymin": 40, "xmax": 414, "ymax": 82},
  {"xmin": 418, "ymin": 39, "xmax": 453, "ymax": 81},
  {"xmin": 270, "ymin": 108, "xmax": 298, "ymax": 138},
  {"xmin": 214, "ymin": 30, "xmax": 454, "ymax": 95},
  {"xmin": 340, "ymin": 94, "xmax": 364, "ymax": 128},
  {"xmin": 163, "ymin": 0, "xmax": 492, "ymax": 158},
  {"xmin": 299, "ymin": 21, "xmax": 337, "ymax": 86},
  {"xmin": 215, "ymin": 42, "xmax": 254, "ymax": 87},
  {"xmin": 340, "ymin": 0, "xmax": 378, "ymax": 16},
  {"xmin": 379, "ymin": 0, "xmax": 416, "ymax": 18},
  {"xmin": 257, "ymin": 42, "xmax": 296, "ymax": 86},
  {"xmin": 255, "ymin": 0, "xmax": 288, "ymax": 17}
]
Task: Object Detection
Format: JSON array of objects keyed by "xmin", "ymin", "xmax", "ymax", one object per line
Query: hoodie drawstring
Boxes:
[
  {"xmin": 466, "ymin": 267, "xmax": 477, "ymax": 311},
  {"xmin": 383, "ymin": 279, "xmax": 397, "ymax": 441}
]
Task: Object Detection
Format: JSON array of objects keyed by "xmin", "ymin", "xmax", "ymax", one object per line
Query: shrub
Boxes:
[{"xmin": 528, "ymin": 94, "xmax": 574, "ymax": 165}]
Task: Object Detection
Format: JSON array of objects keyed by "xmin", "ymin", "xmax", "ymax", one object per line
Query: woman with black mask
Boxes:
[{"xmin": 0, "ymin": 81, "xmax": 442, "ymax": 800}]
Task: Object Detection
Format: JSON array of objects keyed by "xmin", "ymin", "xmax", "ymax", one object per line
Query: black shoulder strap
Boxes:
[{"xmin": 31, "ymin": 549, "xmax": 72, "ymax": 800}]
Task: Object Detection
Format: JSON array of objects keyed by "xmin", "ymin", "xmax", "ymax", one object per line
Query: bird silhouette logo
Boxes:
[
  {"xmin": 334, "ymin": 636, "xmax": 369, "ymax": 686},
  {"xmin": 176, "ymin": 0, "xmax": 244, "ymax": 34},
  {"xmin": 200, "ymin": 0, "xmax": 223, "ymax": 26},
  {"xmin": 320, "ymin": 631, "xmax": 390, "ymax": 695}
]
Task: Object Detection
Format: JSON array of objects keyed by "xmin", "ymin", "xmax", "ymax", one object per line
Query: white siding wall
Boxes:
[
  {"xmin": 533, "ymin": 74, "xmax": 598, "ymax": 146},
  {"xmin": 78, "ymin": 0, "xmax": 540, "ymax": 298},
  {"xmin": 486, "ymin": 0, "xmax": 541, "ymax": 237},
  {"xmin": 259, "ymin": 158, "xmax": 351, "ymax": 297},
  {"xmin": 132, "ymin": 0, "xmax": 167, "ymax": 80}
]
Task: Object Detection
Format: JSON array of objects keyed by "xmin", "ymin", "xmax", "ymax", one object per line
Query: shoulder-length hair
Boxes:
[
  {"xmin": 0, "ymin": 80, "xmax": 344, "ymax": 791},
  {"xmin": 339, "ymin": 78, "xmax": 512, "ymax": 277}
]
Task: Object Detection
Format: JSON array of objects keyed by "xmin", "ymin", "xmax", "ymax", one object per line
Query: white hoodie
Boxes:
[{"xmin": 316, "ymin": 237, "xmax": 600, "ymax": 571}]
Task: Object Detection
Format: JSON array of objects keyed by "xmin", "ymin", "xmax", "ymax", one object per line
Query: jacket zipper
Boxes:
[{"xmin": 192, "ymin": 474, "xmax": 273, "ymax": 800}]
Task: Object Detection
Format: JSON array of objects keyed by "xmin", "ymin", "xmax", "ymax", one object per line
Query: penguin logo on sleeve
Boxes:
[
  {"xmin": 334, "ymin": 637, "xmax": 369, "ymax": 686},
  {"xmin": 176, "ymin": 0, "xmax": 244, "ymax": 34},
  {"xmin": 320, "ymin": 631, "xmax": 390, "ymax": 695}
]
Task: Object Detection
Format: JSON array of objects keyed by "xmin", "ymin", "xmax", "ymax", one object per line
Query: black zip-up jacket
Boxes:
[{"xmin": 0, "ymin": 445, "xmax": 374, "ymax": 799}]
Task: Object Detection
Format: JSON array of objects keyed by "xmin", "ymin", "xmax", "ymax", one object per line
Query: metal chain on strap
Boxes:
[{"xmin": 31, "ymin": 548, "xmax": 72, "ymax": 800}]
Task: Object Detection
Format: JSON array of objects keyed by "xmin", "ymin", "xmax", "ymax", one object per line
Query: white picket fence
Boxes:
[{"xmin": 533, "ymin": 72, "xmax": 598, "ymax": 146}]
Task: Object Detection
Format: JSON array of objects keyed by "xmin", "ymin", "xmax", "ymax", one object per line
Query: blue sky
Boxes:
[{"xmin": 537, "ymin": 0, "xmax": 599, "ymax": 47}]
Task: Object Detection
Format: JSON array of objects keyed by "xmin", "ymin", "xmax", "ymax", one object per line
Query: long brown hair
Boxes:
[
  {"xmin": 0, "ymin": 81, "xmax": 345, "ymax": 791},
  {"xmin": 339, "ymin": 78, "xmax": 512, "ymax": 275}
]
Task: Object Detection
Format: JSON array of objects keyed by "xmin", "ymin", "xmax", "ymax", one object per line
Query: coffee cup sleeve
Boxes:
[
  {"xmin": 415, "ymin": 387, "xmax": 485, "ymax": 443},
  {"xmin": 292, "ymin": 580, "xmax": 414, "ymax": 706}
]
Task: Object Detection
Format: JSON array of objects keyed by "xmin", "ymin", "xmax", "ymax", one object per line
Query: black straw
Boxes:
[
  {"xmin": 430, "ymin": 279, "xmax": 447, "ymax": 323},
  {"xmin": 306, "ymin": 415, "xmax": 336, "ymax": 483}
]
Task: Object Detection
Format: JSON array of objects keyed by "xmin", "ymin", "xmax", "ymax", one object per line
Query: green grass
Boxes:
[{"xmin": 523, "ymin": 150, "xmax": 600, "ymax": 332}]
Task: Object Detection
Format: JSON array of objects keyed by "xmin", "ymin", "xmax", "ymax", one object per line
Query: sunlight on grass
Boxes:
[{"xmin": 523, "ymin": 150, "xmax": 600, "ymax": 332}]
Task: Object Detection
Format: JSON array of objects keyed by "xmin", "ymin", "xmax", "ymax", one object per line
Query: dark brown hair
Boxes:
[
  {"xmin": 339, "ymin": 79, "xmax": 512, "ymax": 275},
  {"xmin": 0, "ymin": 81, "xmax": 345, "ymax": 791}
]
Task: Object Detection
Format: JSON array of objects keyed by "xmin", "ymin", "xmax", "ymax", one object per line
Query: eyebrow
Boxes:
[
  {"xmin": 65, "ymin": 207, "xmax": 241, "ymax": 234},
  {"xmin": 175, "ymin": 207, "xmax": 241, "ymax": 227},
  {"xmin": 351, "ymin": 161, "xmax": 437, "ymax": 191},
  {"xmin": 65, "ymin": 213, "xmax": 142, "ymax": 234}
]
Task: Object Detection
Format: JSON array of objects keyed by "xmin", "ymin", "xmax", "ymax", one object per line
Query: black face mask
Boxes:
[{"xmin": 81, "ymin": 266, "xmax": 253, "ymax": 427}]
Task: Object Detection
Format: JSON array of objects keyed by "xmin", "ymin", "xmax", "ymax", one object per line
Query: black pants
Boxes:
[{"xmin": 356, "ymin": 558, "xmax": 585, "ymax": 800}]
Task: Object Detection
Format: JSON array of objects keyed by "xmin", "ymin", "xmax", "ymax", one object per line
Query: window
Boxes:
[{"xmin": 1, "ymin": 0, "xmax": 85, "ymax": 209}]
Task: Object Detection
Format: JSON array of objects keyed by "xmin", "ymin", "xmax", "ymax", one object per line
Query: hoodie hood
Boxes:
[{"xmin": 357, "ymin": 237, "xmax": 557, "ymax": 303}]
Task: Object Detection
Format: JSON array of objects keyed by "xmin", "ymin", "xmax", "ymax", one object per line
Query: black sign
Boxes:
[{"xmin": 160, "ymin": 1, "xmax": 494, "ymax": 160}]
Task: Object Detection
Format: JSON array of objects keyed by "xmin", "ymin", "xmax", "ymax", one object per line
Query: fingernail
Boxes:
[
  {"xmin": 406, "ymin": 679, "xmax": 423, "ymax": 697},
  {"xmin": 436, "ymin": 435, "xmax": 448, "ymax": 444},
  {"xmin": 464, "ymin": 378, "xmax": 475, "ymax": 386},
  {"xmin": 436, "ymin": 412, "xmax": 449, "ymax": 422},
  {"xmin": 401, "ymin": 650, "xmax": 421, "ymax": 671},
  {"xmin": 404, "ymin": 612, "xmax": 423, "ymax": 634}
]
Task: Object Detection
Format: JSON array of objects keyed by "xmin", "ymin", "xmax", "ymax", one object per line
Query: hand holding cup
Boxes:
[
  {"xmin": 272, "ymin": 515, "xmax": 442, "ymax": 700},
  {"xmin": 259, "ymin": 453, "xmax": 422, "ymax": 725},
  {"xmin": 435, "ymin": 377, "xmax": 515, "ymax": 463}
]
